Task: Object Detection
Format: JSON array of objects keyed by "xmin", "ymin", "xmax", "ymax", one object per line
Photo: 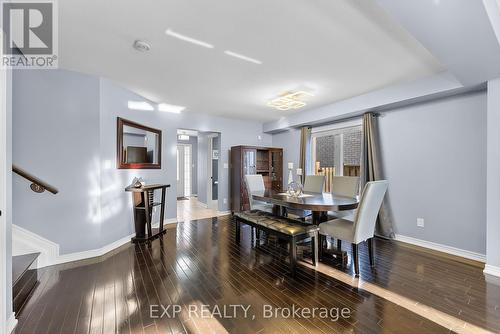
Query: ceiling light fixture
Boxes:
[
  {"xmin": 133, "ymin": 40, "xmax": 151, "ymax": 52},
  {"xmin": 158, "ymin": 103, "xmax": 185, "ymax": 114},
  {"xmin": 128, "ymin": 101, "xmax": 154, "ymax": 111},
  {"xmin": 178, "ymin": 134, "xmax": 190, "ymax": 141},
  {"xmin": 267, "ymin": 91, "xmax": 314, "ymax": 111},
  {"xmin": 165, "ymin": 29, "xmax": 214, "ymax": 49},
  {"xmin": 224, "ymin": 50, "xmax": 262, "ymax": 64}
]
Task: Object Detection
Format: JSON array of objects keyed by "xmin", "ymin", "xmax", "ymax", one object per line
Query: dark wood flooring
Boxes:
[{"xmin": 13, "ymin": 215, "xmax": 500, "ymax": 334}]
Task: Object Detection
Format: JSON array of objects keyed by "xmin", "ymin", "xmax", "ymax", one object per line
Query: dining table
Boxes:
[
  {"xmin": 251, "ymin": 189, "xmax": 359, "ymax": 264},
  {"xmin": 251, "ymin": 189, "xmax": 359, "ymax": 225}
]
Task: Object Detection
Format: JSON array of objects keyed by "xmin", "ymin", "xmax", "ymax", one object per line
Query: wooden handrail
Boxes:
[{"xmin": 12, "ymin": 165, "xmax": 59, "ymax": 194}]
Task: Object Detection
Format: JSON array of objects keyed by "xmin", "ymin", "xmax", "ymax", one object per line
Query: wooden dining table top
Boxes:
[{"xmin": 252, "ymin": 189, "xmax": 359, "ymax": 212}]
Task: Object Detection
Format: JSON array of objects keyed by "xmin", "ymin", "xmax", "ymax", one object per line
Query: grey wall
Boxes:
[
  {"xmin": 272, "ymin": 91, "xmax": 487, "ymax": 254},
  {"xmin": 12, "ymin": 69, "xmax": 271, "ymax": 254},
  {"xmin": 487, "ymin": 78, "xmax": 500, "ymax": 267},
  {"xmin": 272, "ymin": 128, "xmax": 301, "ymax": 187},
  {"xmin": 13, "ymin": 70, "xmax": 103, "ymax": 254},
  {"xmin": 378, "ymin": 91, "xmax": 486, "ymax": 254}
]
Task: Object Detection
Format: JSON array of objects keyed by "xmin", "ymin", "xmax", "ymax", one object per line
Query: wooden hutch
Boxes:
[{"xmin": 230, "ymin": 146, "xmax": 283, "ymax": 212}]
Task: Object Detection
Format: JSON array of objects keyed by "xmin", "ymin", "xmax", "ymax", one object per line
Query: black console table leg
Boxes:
[
  {"xmin": 159, "ymin": 188, "xmax": 166, "ymax": 232},
  {"xmin": 143, "ymin": 191, "xmax": 152, "ymax": 238}
]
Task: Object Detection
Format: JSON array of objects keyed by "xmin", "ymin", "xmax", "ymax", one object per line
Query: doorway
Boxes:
[
  {"xmin": 176, "ymin": 129, "xmax": 221, "ymax": 222},
  {"xmin": 176, "ymin": 144, "xmax": 192, "ymax": 199},
  {"xmin": 207, "ymin": 133, "xmax": 219, "ymax": 210}
]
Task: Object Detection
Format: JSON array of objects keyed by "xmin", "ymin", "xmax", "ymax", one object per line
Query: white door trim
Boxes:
[
  {"xmin": 177, "ymin": 145, "xmax": 185, "ymax": 198},
  {"xmin": 0, "ymin": 55, "xmax": 16, "ymax": 333},
  {"xmin": 207, "ymin": 137, "xmax": 213, "ymax": 206}
]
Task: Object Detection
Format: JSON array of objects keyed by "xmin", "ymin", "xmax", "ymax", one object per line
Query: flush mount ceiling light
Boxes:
[
  {"xmin": 158, "ymin": 103, "xmax": 185, "ymax": 114},
  {"xmin": 224, "ymin": 50, "xmax": 262, "ymax": 65},
  {"xmin": 128, "ymin": 101, "xmax": 154, "ymax": 111},
  {"xmin": 267, "ymin": 91, "xmax": 314, "ymax": 111},
  {"xmin": 133, "ymin": 40, "xmax": 151, "ymax": 52},
  {"xmin": 165, "ymin": 29, "xmax": 214, "ymax": 49}
]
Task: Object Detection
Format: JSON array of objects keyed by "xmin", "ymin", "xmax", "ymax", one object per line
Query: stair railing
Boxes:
[{"xmin": 12, "ymin": 164, "xmax": 59, "ymax": 194}]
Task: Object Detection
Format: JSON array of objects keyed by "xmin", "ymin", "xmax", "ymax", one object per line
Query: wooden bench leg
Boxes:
[
  {"xmin": 311, "ymin": 233, "xmax": 318, "ymax": 267},
  {"xmin": 318, "ymin": 234, "xmax": 324, "ymax": 261},
  {"xmin": 290, "ymin": 236, "xmax": 297, "ymax": 276},
  {"xmin": 235, "ymin": 219, "xmax": 241, "ymax": 245}
]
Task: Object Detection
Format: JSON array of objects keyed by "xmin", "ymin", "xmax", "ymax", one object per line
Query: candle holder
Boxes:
[{"xmin": 287, "ymin": 162, "xmax": 294, "ymax": 186}]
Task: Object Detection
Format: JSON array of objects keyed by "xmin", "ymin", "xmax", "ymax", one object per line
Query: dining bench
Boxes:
[{"xmin": 233, "ymin": 210, "xmax": 319, "ymax": 275}]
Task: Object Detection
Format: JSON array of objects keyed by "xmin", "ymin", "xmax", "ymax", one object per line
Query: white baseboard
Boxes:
[
  {"xmin": 6, "ymin": 312, "xmax": 17, "ymax": 334},
  {"xmin": 13, "ymin": 218, "xmax": 178, "ymax": 268},
  {"xmin": 394, "ymin": 234, "xmax": 486, "ymax": 263},
  {"xmin": 484, "ymin": 264, "xmax": 500, "ymax": 278},
  {"xmin": 217, "ymin": 210, "xmax": 231, "ymax": 216},
  {"xmin": 55, "ymin": 233, "xmax": 135, "ymax": 265},
  {"xmin": 12, "ymin": 224, "xmax": 59, "ymax": 268}
]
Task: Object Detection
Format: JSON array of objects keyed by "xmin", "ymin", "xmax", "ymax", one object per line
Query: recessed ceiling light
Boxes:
[
  {"xmin": 267, "ymin": 91, "xmax": 314, "ymax": 111},
  {"xmin": 224, "ymin": 50, "xmax": 262, "ymax": 64},
  {"xmin": 133, "ymin": 40, "xmax": 151, "ymax": 52},
  {"xmin": 128, "ymin": 101, "xmax": 154, "ymax": 111},
  {"xmin": 165, "ymin": 29, "xmax": 214, "ymax": 49},
  {"xmin": 158, "ymin": 103, "xmax": 185, "ymax": 114}
]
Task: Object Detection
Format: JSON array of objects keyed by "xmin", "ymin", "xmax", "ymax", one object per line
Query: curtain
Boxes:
[
  {"xmin": 360, "ymin": 113, "xmax": 394, "ymax": 238},
  {"xmin": 299, "ymin": 126, "xmax": 312, "ymax": 184}
]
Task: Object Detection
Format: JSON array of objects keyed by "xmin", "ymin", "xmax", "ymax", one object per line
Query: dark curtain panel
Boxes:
[
  {"xmin": 360, "ymin": 113, "xmax": 394, "ymax": 238},
  {"xmin": 299, "ymin": 126, "xmax": 312, "ymax": 184}
]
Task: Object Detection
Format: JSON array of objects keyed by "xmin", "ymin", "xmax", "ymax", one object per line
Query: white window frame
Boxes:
[{"xmin": 310, "ymin": 119, "xmax": 362, "ymax": 176}]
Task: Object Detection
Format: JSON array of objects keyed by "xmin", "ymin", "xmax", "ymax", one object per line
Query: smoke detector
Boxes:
[{"xmin": 133, "ymin": 40, "xmax": 151, "ymax": 52}]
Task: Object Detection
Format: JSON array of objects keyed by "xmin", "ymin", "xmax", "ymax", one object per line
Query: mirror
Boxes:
[{"xmin": 117, "ymin": 117, "xmax": 162, "ymax": 169}]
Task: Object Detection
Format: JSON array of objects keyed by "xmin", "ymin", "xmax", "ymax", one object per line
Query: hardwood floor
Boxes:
[{"xmin": 14, "ymin": 215, "xmax": 500, "ymax": 334}]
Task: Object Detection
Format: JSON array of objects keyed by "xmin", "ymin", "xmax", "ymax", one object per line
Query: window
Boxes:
[{"xmin": 311, "ymin": 120, "xmax": 362, "ymax": 192}]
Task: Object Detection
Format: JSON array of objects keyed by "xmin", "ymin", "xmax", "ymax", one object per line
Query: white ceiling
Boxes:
[{"xmin": 59, "ymin": 0, "xmax": 444, "ymax": 121}]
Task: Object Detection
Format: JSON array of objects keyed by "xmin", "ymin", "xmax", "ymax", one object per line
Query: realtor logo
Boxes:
[{"xmin": 1, "ymin": 0, "xmax": 58, "ymax": 68}]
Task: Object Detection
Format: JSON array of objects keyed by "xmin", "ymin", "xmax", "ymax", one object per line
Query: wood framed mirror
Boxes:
[{"xmin": 117, "ymin": 117, "xmax": 162, "ymax": 169}]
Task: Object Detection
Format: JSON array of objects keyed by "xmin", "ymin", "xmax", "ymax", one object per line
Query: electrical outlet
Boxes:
[
  {"xmin": 223, "ymin": 198, "xmax": 227, "ymax": 204},
  {"xmin": 417, "ymin": 218, "xmax": 425, "ymax": 228}
]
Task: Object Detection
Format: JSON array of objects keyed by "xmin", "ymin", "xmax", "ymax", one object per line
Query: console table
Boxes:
[{"xmin": 125, "ymin": 184, "xmax": 170, "ymax": 243}]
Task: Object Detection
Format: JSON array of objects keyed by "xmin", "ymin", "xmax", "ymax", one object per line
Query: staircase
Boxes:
[
  {"xmin": 12, "ymin": 253, "xmax": 40, "ymax": 317},
  {"xmin": 11, "ymin": 166, "xmax": 57, "ymax": 316}
]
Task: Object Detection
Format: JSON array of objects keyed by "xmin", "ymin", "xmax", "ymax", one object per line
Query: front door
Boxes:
[{"xmin": 177, "ymin": 144, "xmax": 192, "ymax": 198}]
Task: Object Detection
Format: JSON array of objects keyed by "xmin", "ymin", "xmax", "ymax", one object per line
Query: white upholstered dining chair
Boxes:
[
  {"xmin": 319, "ymin": 180, "xmax": 388, "ymax": 277},
  {"xmin": 244, "ymin": 174, "xmax": 273, "ymax": 212},
  {"xmin": 329, "ymin": 176, "xmax": 360, "ymax": 220},
  {"xmin": 287, "ymin": 175, "xmax": 326, "ymax": 219},
  {"xmin": 331, "ymin": 176, "xmax": 360, "ymax": 197},
  {"xmin": 303, "ymin": 175, "xmax": 326, "ymax": 193}
]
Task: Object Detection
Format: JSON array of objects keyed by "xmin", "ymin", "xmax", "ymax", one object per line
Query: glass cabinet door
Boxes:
[
  {"xmin": 243, "ymin": 149, "xmax": 256, "ymax": 175},
  {"xmin": 270, "ymin": 149, "xmax": 283, "ymax": 191}
]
